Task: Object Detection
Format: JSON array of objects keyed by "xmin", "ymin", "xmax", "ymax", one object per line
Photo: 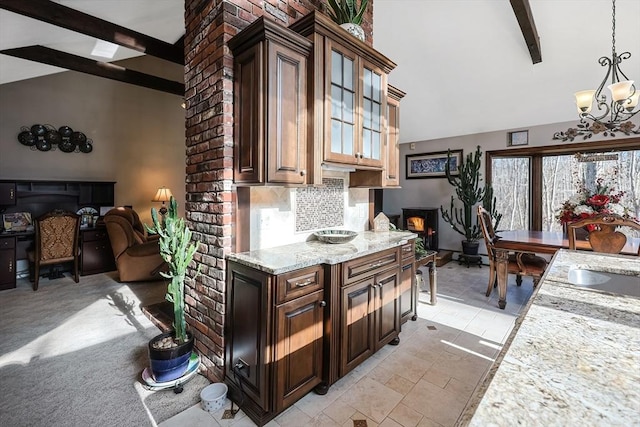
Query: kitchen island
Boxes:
[
  {"xmin": 458, "ymin": 249, "xmax": 640, "ymax": 426},
  {"xmin": 225, "ymin": 230, "xmax": 425, "ymax": 426}
]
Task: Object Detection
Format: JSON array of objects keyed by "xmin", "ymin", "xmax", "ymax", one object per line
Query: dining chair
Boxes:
[
  {"xmin": 567, "ymin": 214, "xmax": 640, "ymax": 255},
  {"xmin": 477, "ymin": 206, "xmax": 548, "ymax": 297},
  {"xmin": 28, "ymin": 210, "xmax": 81, "ymax": 291}
]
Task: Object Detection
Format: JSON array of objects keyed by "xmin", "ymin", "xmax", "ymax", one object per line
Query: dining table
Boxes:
[{"xmin": 492, "ymin": 230, "xmax": 640, "ymax": 309}]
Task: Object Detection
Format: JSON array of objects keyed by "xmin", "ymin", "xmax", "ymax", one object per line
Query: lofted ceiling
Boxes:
[{"xmin": 1, "ymin": 0, "xmax": 639, "ymax": 142}]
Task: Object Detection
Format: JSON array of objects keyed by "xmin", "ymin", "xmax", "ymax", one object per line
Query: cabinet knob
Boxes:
[
  {"xmin": 359, "ymin": 153, "xmax": 364, "ymax": 159},
  {"xmin": 355, "ymin": 152, "xmax": 360, "ymax": 159},
  {"xmin": 300, "ymin": 170, "xmax": 307, "ymax": 176},
  {"xmin": 319, "ymin": 300, "xmax": 327, "ymax": 307}
]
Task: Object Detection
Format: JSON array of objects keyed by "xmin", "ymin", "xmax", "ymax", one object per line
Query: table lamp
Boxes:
[{"xmin": 152, "ymin": 187, "xmax": 173, "ymax": 219}]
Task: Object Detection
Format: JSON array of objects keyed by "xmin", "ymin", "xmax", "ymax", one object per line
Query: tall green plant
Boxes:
[
  {"xmin": 326, "ymin": 0, "xmax": 368, "ymax": 25},
  {"xmin": 440, "ymin": 146, "xmax": 485, "ymax": 242},
  {"xmin": 147, "ymin": 197, "xmax": 200, "ymax": 344},
  {"xmin": 483, "ymin": 183, "xmax": 503, "ymax": 232}
]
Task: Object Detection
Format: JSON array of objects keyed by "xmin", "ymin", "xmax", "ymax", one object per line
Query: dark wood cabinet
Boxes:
[
  {"xmin": 0, "ymin": 236, "xmax": 16, "ymax": 290},
  {"xmin": 226, "ymin": 243, "xmax": 413, "ymax": 426},
  {"xmin": 339, "ymin": 265, "xmax": 400, "ymax": 377},
  {"xmin": 274, "ymin": 289, "xmax": 324, "ymax": 412},
  {"xmin": 0, "ymin": 182, "xmax": 17, "ymax": 206},
  {"xmin": 226, "ymin": 262, "xmax": 324, "ymax": 426},
  {"xmin": 81, "ymin": 228, "xmax": 115, "ymax": 275},
  {"xmin": 229, "ymin": 17, "xmax": 312, "ymax": 185}
]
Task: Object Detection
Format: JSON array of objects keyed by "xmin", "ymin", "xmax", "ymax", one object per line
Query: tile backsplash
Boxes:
[
  {"xmin": 248, "ymin": 173, "xmax": 369, "ymax": 250},
  {"xmin": 295, "ymin": 178, "xmax": 344, "ymax": 232}
]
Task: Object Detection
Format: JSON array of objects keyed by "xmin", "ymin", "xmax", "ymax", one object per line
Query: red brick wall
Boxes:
[{"xmin": 183, "ymin": 0, "xmax": 374, "ymax": 382}]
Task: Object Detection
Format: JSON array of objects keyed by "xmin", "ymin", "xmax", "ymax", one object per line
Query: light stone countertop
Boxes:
[
  {"xmin": 226, "ymin": 230, "xmax": 417, "ymax": 275},
  {"xmin": 460, "ymin": 249, "xmax": 640, "ymax": 426}
]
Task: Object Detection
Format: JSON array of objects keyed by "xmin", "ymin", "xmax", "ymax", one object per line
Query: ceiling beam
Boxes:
[
  {"xmin": 509, "ymin": 0, "xmax": 542, "ymax": 64},
  {"xmin": 0, "ymin": 0, "xmax": 184, "ymax": 65},
  {"xmin": 1, "ymin": 45, "xmax": 185, "ymax": 96}
]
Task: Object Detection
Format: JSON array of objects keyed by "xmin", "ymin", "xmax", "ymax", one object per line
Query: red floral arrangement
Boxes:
[{"xmin": 556, "ymin": 178, "xmax": 628, "ymax": 229}]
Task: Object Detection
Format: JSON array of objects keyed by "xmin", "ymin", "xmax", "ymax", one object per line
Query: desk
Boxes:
[
  {"xmin": 492, "ymin": 230, "xmax": 640, "ymax": 309},
  {"xmin": 0, "ymin": 226, "xmax": 115, "ymax": 289}
]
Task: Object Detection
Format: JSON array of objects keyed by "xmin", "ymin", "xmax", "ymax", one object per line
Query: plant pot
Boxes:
[
  {"xmin": 148, "ymin": 331, "xmax": 194, "ymax": 382},
  {"xmin": 461, "ymin": 240, "xmax": 480, "ymax": 255},
  {"xmin": 339, "ymin": 23, "xmax": 365, "ymax": 41}
]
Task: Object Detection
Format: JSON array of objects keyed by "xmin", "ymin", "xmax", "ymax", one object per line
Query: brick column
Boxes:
[{"xmin": 183, "ymin": 0, "xmax": 374, "ymax": 383}]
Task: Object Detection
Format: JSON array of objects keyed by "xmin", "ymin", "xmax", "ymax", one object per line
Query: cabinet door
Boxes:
[
  {"xmin": 384, "ymin": 95, "xmax": 400, "ymax": 186},
  {"xmin": 374, "ymin": 268, "xmax": 400, "ymax": 350},
  {"xmin": 359, "ymin": 60, "xmax": 385, "ymax": 168},
  {"xmin": 325, "ymin": 40, "xmax": 359, "ymax": 165},
  {"xmin": 81, "ymin": 233, "xmax": 116, "ymax": 275},
  {"xmin": 0, "ymin": 183, "xmax": 17, "ymax": 206},
  {"xmin": 399, "ymin": 261, "xmax": 416, "ymax": 324},
  {"xmin": 340, "ymin": 277, "xmax": 375, "ymax": 376},
  {"xmin": 266, "ymin": 42, "xmax": 308, "ymax": 184},
  {"xmin": 234, "ymin": 44, "xmax": 264, "ymax": 184},
  {"xmin": 274, "ymin": 290, "xmax": 324, "ymax": 412},
  {"xmin": 0, "ymin": 237, "xmax": 16, "ymax": 290}
]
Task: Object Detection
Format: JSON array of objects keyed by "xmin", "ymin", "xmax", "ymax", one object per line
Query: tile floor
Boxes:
[{"xmin": 160, "ymin": 261, "xmax": 535, "ymax": 427}]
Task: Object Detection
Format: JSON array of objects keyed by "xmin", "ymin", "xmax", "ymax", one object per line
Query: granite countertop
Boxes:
[
  {"xmin": 460, "ymin": 249, "xmax": 640, "ymax": 426},
  {"xmin": 226, "ymin": 230, "xmax": 417, "ymax": 274}
]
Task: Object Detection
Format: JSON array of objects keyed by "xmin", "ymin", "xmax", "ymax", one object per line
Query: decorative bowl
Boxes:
[{"xmin": 314, "ymin": 229, "xmax": 357, "ymax": 244}]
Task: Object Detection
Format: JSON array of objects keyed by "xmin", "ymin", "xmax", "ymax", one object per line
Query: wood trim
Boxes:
[
  {"xmin": 0, "ymin": 0, "xmax": 184, "ymax": 64},
  {"xmin": 509, "ymin": 0, "xmax": 542, "ymax": 64},
  {"xmin": 1, "ymin": 45, "xmax": 184, "ymax": 95}
]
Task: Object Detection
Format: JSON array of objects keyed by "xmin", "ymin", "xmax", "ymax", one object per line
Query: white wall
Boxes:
[
  {"xmin": 249, "ymin": 171, "xmax": 370, "ymax": 250},
  {"xmin": 383, "ymin": 119, "xmax": 640, "ymax": 253}
]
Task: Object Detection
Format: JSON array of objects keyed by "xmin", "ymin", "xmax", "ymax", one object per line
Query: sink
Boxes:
[{"xmin": 567, "ymin": 269, "xmax": 640, "ymax": 298}]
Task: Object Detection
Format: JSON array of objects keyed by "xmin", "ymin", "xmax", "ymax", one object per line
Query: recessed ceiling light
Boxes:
[{"xmin": 91, "ymin": 40, "xmax": 119, "ymax": 59}]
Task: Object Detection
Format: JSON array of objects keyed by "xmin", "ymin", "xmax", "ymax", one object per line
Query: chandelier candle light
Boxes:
[{"xmin": 553, "ymin": 0, "xmax": 639, "ymax": 141}]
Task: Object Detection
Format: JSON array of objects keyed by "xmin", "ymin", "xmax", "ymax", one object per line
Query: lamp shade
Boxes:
[
  {"xmin": 152, "ymin": 187, "xmax": 173, "ymax": 203},
  {"xmin": 607, "ymin": 80, "xmax": 634, "ymax": 103},
  {"xmin": 574, "ymin": 90, "xmax": 596, "ymax": 113}
]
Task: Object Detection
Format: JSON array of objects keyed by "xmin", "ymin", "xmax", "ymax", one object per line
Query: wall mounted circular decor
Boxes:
[{"xmin": 17, "ymin": 124, "xmax": 93, "ymax": 153}]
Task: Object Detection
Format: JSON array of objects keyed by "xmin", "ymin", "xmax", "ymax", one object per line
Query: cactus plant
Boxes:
[
  {"xmin": 146, "ymin": 196, "xmax": 200, "ymax": 344},
  {"xmin": 440, "ymin": 145, "xmax": 503, "ymax": 244}
]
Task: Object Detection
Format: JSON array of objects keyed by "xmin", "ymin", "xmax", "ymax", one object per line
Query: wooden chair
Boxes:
[
  {"xmin": 477, "ymin": 206, "xmax": 548, "ymax": 297},
  {"xmin": 28, "ymin": 210, "xmax": 81, "ymax": 291},
  {"xmin": 567, "ymin": 214, "xmax": 640, "ymax": 255}
]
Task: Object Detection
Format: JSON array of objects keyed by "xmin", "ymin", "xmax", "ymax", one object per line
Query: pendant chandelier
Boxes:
[{"xmin": 553, "ymin": 0, "xmax": 639, "ymax": 141}]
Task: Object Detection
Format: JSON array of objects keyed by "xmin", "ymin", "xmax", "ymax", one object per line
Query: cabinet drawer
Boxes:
[
  {"xmin": 343, "ymin": 248, "xmax": 398, "ymax": 286},
  {"xmin": 400, "ymin": 242, "xmax": 414, "ymax": 260},
  {"xmin": 0, "ymin": 237, "xmax": 16, "ymax": 249},
  {"xmin": 276, "ymin": 265, "xmax": 324, "ymax": 305},
  {"xmin": 82, "ymin": 229, "xmax": 109, "ymax": 242}
]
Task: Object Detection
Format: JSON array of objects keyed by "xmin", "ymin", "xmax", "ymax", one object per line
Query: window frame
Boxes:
[{"xmin": 486, "ymin": 136, "xmax": 640, "ymax": 230}]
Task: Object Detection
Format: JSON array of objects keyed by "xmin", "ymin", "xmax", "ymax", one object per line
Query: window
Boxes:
[
  {"xmin": 487, "ymin": 137, "xmax": 640, "ymax": 231},
  {"xmin": 491, "ymin": 157, "xmax": 530, "ymax": 230}
]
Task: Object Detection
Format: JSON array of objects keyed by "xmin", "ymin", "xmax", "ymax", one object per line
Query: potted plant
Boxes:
[
  {"xmin": 145, "ymin": 196, "xmax": 201, "ymax": 382},
  {"xmin": 326, "ymin": 0, "xmax": 368, "ymax": 41},
  {"xmin": 440, "ymin": 145, "xmax": 502, "ymax": 255}
]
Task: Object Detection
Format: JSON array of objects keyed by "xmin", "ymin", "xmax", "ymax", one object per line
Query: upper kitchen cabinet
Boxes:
[
  {"xmin": 350, "ymin": 84, "xmax": 405, "ymax": 187},
  {"xmin": 289, "ymin": 11, "xmax": 397, "ymax": 185},
  {"xmin": 229, "ymin": 17, "xmax": 312, "ymax": 185}
]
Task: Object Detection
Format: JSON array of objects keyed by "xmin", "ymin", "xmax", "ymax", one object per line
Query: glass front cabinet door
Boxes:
[{"xmin": 325, "ymin": 40, "xmax": 386, "ymax": 168}]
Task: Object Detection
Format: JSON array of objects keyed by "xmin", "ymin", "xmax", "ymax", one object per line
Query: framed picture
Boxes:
[
  {"xmin": 2, "ymin": 212, "xmax": 32, "ymax": 232},
  {"xmin": 508, "ymin": 130, "xmax": 528, "ymax": 146},
  {"xmin": 406, "ymin": 150, "xmax": 463, "ymax": 179}
]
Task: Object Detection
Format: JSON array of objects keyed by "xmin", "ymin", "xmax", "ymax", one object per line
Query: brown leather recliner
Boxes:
[{"xmin": 104, "ymin": 207, "xmax": 165, "ymax": 282}]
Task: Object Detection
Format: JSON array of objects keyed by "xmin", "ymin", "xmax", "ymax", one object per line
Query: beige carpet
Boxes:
[{"xmin": 0, "ymin": 271, "xmax": 209, "ymax": 426}]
